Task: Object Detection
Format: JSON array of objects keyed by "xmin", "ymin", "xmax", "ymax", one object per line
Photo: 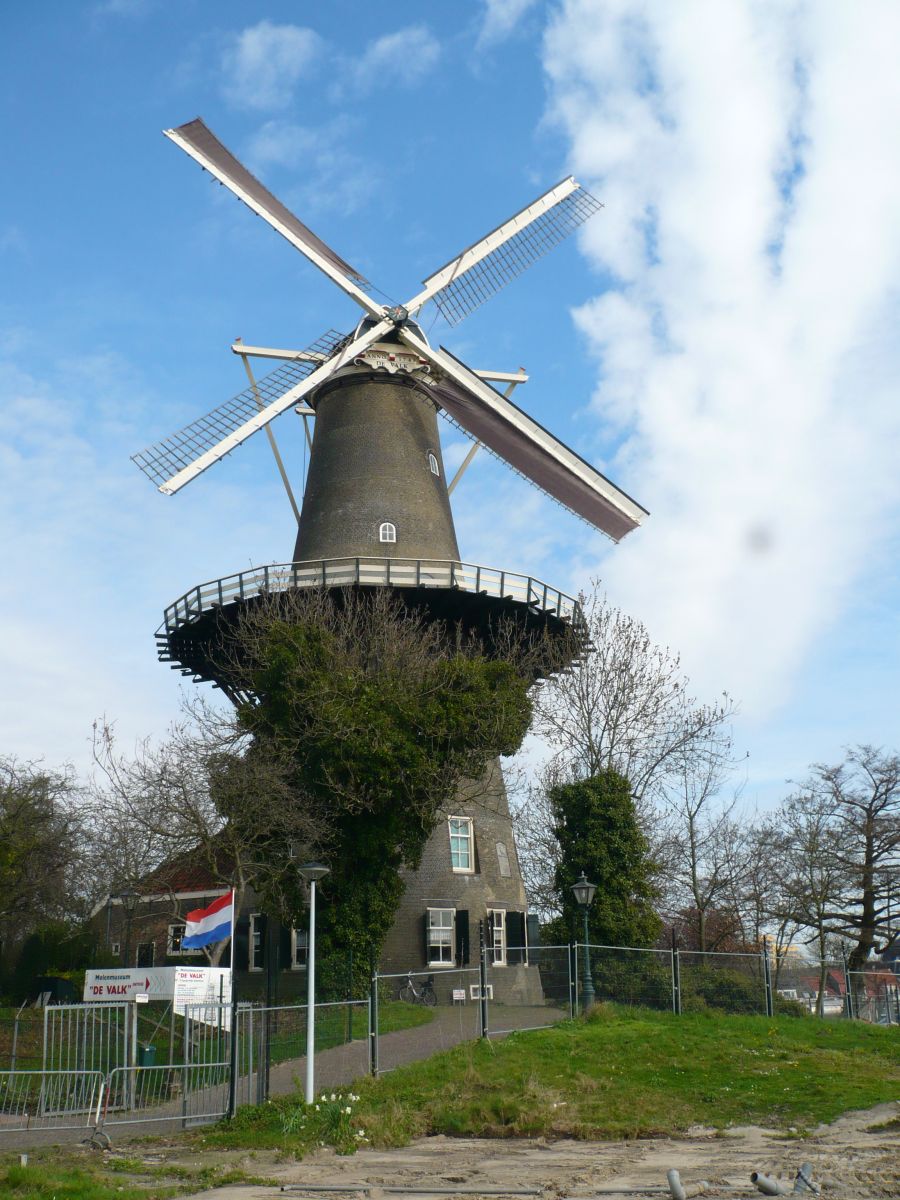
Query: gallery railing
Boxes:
[{"xmin": 158, "ymin": 557, "xmax": 584, "ymax": 637}]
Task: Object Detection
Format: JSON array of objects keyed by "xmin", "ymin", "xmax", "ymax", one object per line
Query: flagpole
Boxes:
[{"xmin": 228, "ymin": 888, "xmax": 238, "ymax": 1119}]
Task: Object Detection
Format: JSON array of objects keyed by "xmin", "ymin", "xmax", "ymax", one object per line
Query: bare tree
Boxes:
[
  {"xmin": 87, "ymin": 695, "xmax": 325, "ymax": 963},
  {"xmin": 772, "ymin": 788, "xmax": 846, "ymax": 1014},
  {"xmin": 663, "ymin": 753, "xmax": 748, "ymax": 952},
  {"xmin": 515, "ymin": 586, "xmax": 737, "ymax": 920},
  {"xmin": 804, "ymin": 745, "xmax": 900, "ymax": 972},
  {"xmin": 532, "ymin": 585, "xmax": 735, "ymax": 811}
]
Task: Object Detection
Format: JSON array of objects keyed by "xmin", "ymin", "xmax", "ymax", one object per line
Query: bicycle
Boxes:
[{"xmin": 398, "ymin": 972, "xmax": 437, "ymax": 1006}]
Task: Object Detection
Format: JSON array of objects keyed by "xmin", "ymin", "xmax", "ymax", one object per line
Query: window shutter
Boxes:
[
  {"xmin": 526, "ymin": 913, "xmax": 541, "ymax": 954},
  {"xmin": 506, "ymin": 911, "xmax": 525, "ymax": 964},
  {"xmin": 256, "ymin": 913, "xmax": 268, "ymax": 968},
  {"xmin": 234, "ymin": 914, "xmax": 249, "ymax": 969},
  {"xmin": 422, "ymin": 912, "xmax": 429, "ymax": 965},
  {"xmin": 279, "ymin": 923, "xmax": 292, "ymax": 972},
  {"xmin": 455, "ymin": 910, "xmax": 470, "ymax": 965}
]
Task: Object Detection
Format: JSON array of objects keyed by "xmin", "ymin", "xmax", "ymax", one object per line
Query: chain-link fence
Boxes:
[
  {"xmin": 573, "ymin": 944, "xmax": 674, "ymax": 1015},
  {"xmin": 373, "ymin": 967, "xmax": 482, "ymax": 1074},
  {"xmin": 677, "ymin": 950, "xmax": 768, "ymax": 1016}
]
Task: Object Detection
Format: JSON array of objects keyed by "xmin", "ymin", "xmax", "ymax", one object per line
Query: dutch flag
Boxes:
[{"xmin": 182, "ymin": 891, "xmax": 234, "ymax": 950}]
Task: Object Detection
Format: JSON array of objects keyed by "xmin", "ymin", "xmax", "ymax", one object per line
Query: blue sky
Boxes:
[{"xmin": 2, "ymin": 1, "xmax": 898, "ymax": 811}]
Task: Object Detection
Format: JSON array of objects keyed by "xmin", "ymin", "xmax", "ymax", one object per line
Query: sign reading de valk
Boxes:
[{"xmin": 83, "ymin": 966, "xmax": 230, "ymax": 1002}]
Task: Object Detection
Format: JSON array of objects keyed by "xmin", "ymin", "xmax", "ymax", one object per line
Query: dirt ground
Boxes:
[{"xmin": 113, "ymin": 1100, "xmax": 900, "ymax": 1200}]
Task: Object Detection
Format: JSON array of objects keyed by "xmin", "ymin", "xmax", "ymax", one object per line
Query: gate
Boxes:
[{"xmin": 43, "ymin": 1004, "xmax": 131, "ymax": 1076}]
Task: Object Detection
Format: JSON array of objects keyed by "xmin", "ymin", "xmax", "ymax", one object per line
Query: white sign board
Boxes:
[
  {"xmin": 84, "ymin": 967, "xmax": 180, "ymax": 1001},
  {"xmin": 84, "ymin": 966, "xmax": 232, "ymax": 1014}
]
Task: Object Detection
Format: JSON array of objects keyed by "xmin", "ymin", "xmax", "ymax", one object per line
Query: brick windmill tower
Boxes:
[{"xmin": 133, "ymin": 119, "xmax": 647, "ymax": 1000}]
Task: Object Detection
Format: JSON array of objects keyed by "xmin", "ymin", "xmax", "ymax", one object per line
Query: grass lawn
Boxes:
[
  {"xmin": 207, "ymin": 1004, "xmax": 900, "ymax": 1150},
  {"xmin": 0, "ymin": 1153, "xmax": 272, "ymax": 1200},
  {"xmin": 2, "ymin": 1006, "xmax": 897, "ymax": 1197}
]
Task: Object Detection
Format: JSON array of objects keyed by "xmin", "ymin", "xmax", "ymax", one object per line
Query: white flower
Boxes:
[
  {"xmin": 344, "ymin": 1106, "xmax": 352, "ymax": 1114},
  {"xmin": 315, "ymin": 1104, "xmax": 320, "ymax": 1111},
  {"xmin": 330, "ymin": 1093, "xmax": 336, "ymax": 1101}
]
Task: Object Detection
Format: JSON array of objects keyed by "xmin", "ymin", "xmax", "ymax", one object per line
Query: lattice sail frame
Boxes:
[
  {"xmin": 426, "ymin": 185, "xmax": 603, "ymax": 326},
  {"xmin": 131, "ymin": 330, "xmax": 346, "ymax": 488}
]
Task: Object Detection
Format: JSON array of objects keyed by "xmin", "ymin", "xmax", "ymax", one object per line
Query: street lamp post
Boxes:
[
  {"xmin": 571, "ymin": 872, "xmax": 597, "ymax": 1013},
  {"xmin": 297, "ymin": 862, "xmax": 330, "ymax": 1105},
  {"xmin": 119, "ymin": 887, "xmax": 141, "ymax": 967}
]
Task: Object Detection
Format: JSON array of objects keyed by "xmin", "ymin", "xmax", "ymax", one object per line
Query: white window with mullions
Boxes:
[
  {"xmin": 427, "ymin": 451, "xmax": 440, "ymax": 476},
  {"xmin": 427, "ymin": 907, "xmax": 455, "ymax": 967},
  {"xmin": 379, "ymin": 521, "xmax": 396, "ymax": 543},
  {"xmin": 448, "ymin": 816, "xmax": 474, "ymax": 873},
  {"xmin": 488, "ymin": 909, "xmax": 507, "ymax": 966}
]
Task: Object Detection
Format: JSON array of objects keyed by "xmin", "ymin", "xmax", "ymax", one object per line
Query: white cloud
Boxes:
[
  {"xmin": 347, "ymin": 26, "xmax": 440, "ymax": 94},
  {"xmin": 542, "ymin": 0, "xmax": 900, "ymax": 715},
  {"xmin": 221, "ymin": 20, "xmax": 323, "ymax": 111},
  {"xmin": 477, "ymin": 0, "xmax": 540, "ymax": 48},
  {"xmin": 246, "ymin": 119, "xmax": 381, "ymax": 217}
]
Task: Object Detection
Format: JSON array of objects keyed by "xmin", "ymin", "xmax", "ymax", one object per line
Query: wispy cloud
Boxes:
[
  {"xmin": 477, "ymin": 0, "xmax": 540, "ymax": 48},
  {"xmin": 221, "ymin": 20, "xmax": 323, "ymax": 111},
  {"xmin": 344, "ymin": 26, "xmax": 440, "ymax": 94},
  {"xmin": 542, "ymin": 0, "xmax": 900, "ymax": 716},
  {"xmin": 247, "ymin": 119, "xmax": 381, "ymax": 217}
]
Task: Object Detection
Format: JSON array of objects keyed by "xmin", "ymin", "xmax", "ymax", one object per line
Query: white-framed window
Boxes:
[
  {"xmin": 379, "ymin": 522, "xmax": 396, "ymax": 543},
  {"xmin": 427, "ymin": 451, "xmax": 440, "ymax": 476},
  {"xmin": 448, "ymin": 816, "xmax": 474, "ymax": 873},
  {"xmin": 427, "ymin": 907, "xmax": 455, "ymax": 966},
  {"xmin": 488, "ymin": 909, "xmax": 507, "ymax": 966},
  {"xmin": 290, "ymin": 927, "xmax": 308, "ymax": 970},
  {"xmin": 249, "ymin": 913, "xmax": 265, "ymax": 972},
  {"xmin": 167, "ymin": 923, "xmax": 200, "ymax": 957},
  {"xmin": 110, "ymin": 941, "xmax": 121, "ymax": 957},
  {"xmin": 496, "ymin": 841, "xmax": 511, "ymax": 878}
]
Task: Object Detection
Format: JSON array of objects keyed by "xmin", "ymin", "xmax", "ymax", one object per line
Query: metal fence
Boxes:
[
  {"xmin": 0, "ymin": 1069, "xmax": 105, "ymax": 1134},
  {"xmin": 774, "ymin": 958, "xmax": 900, "ymax": 1022},
  {"xmin": 1, "ymin": 945, "xmax": 896, "ymax": 1141}
]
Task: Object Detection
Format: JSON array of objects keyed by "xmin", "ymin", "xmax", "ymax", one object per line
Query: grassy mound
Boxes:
[{"xmin": 207, "ymin": 1005, "xmax": 900, "ymax": 1150}]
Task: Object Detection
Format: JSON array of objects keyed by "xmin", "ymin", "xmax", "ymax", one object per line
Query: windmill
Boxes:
[{"xmin": 135, "ymin": 118, "xmax": 648, "ymax": 993}]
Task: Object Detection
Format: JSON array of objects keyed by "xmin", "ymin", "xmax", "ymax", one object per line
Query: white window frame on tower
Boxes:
[
  {"xmin": 379, "ymin": 521, "xmax": 396, "ymax": 543},
  {"xmin": 427, "ymin": 907, "xmax": 455, "ymax": 967},
  {"xmin": 427, "ymin": 451, "xmax": 440, "ymax": 476},
  {"xmin": 488, "ymin": 908, "xmax": 507, "ymax": 966},
  {"xmin": 448, "ymin": 816, "xmax": 474, "ymax": 873}
]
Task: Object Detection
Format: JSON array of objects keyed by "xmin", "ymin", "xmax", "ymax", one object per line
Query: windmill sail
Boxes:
[
  {"xmin": 164, "ymin": 119, "xmax": 373, "ymax": 301},
  {"xmin": 132, "ymin": 330, "xmax": 347, "ymax": 491},
  {"xmin": 420, "ymin": 177, "xmax": 603, "ymax": 326},
  {"xmin": 410, "ymin": 342, "xmax": 647, "ymax": 541}
]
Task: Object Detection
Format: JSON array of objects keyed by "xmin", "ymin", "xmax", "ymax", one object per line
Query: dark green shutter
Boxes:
[
  {"xmin": 234, "ymin": 914, "xmax": 249, "ymax": 970},
  {"xmin": 279, "ymin": 924, "xmax": 292, "ymax": 972},
  {"xmin": 455, "ymin": 910, "xmax": 470, "ymax": 965},
  {"xmin": 507, "ymin": 911, "xmax": 525, "ymax": 964}
]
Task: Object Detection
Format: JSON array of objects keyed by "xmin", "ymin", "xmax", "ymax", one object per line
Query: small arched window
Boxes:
[
  {"xmin": 427, "ymin": 451, "xmax": 440, "ymax": 477},
  {"xmin": 379, "ymin": 522, "xmax": 396, "ymax": 544}
]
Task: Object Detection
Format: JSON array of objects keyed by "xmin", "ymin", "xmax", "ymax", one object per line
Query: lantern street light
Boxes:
[
  {"xmin": 119, "ymin": 887, "xmax": 141, "ymax": 967},
  {"xmin": 297, "ymin": 862, "xmax": 330, "ymax": 1105},
  {"xmin": 571, "ymin": 873, "xmax": 597, "ymax": 1012}
]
